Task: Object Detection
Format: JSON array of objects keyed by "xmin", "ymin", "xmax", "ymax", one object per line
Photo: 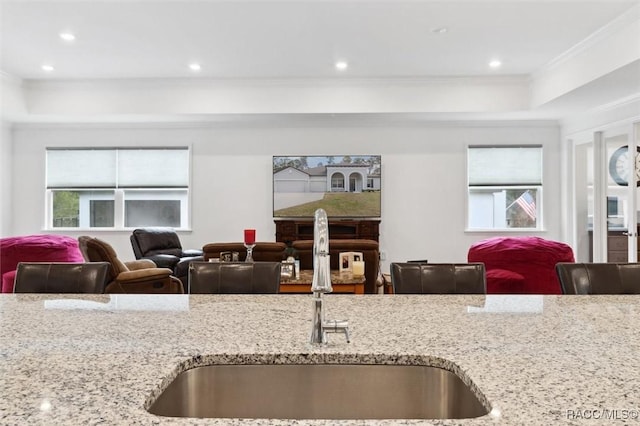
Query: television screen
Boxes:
[{"xmin": 273, "ymin": 155, "xmax": 381, "ymax": 218}]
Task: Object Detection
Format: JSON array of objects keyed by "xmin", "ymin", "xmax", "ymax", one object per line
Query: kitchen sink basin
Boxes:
[{"xmin": 148, "ymin": 364, "xmax": 489, "ymax": 420}]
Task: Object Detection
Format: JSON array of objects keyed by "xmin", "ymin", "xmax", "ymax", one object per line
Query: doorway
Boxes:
[{"xmin": 575, "ymin": 122, "xmax": 640, "ymax": 262}]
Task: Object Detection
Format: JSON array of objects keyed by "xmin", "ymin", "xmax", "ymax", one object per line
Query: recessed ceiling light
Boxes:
[
  {"xmin": 41, "ymin": 64, "xmax": 54, "ymax": 72},
  {"xmin": 189, "ymin": 63, "xmax": 201, "ymax": 72},
  {"xmin": 335, "ymin": 61, "xmax": 348, "ymax": 71},
  {"xmin": 59, "ymin": 32, "xmax": 75, "ymax": 41},
  {"xmin": 489, "ymin": 60, "xmax": 502, "ymax": 69},
  {"xmin": 431, "ymin": 27, "xmax": 448, "ymax": 34}
]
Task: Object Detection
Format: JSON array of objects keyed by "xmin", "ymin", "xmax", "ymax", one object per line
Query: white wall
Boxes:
[
  {"xmin": 23, "ymin": 76, "xmax": 530, "ymax": 116},
  {"xmin": 1, "ymin": 72, "xmax": 24, "ymax": 236},
  {"xmin": 9, "ymin": 119, "xmax": 562, "ymax": 273},
  {"xmin": 0, "ymin": 121, "xmax": 12, "ymax": 236}
]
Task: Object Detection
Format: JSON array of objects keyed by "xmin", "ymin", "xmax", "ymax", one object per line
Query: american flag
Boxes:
[{"xmin": 515, "ymin": 191, "xmax": 536, "ymax": 220}]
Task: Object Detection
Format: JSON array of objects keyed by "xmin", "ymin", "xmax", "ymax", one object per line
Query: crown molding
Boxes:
[
  {"xmin": 586, "ymin": 92, "xmax": 640, "ymax": 113},
  {"xmin": 561, "ymin": 96, "xmax": 640, "ymax": 138},
  {"xmin": 10, "ymin": 113, "xmax": 559, "ymax": 131},
  {"xmin": 22, "ymin": 75, "xmax": 529, "ymax": 90},
  {"xmin": 535, "ymin": 3, "xmax": 640, "ymax": 77}
]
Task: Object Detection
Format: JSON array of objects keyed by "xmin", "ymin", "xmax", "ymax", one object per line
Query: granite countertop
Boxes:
[{"xmin": 1, "ymin": 294, "xmax": 639, "ymax": 425}]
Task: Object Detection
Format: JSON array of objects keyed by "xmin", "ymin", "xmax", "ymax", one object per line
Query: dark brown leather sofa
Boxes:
[
  {"xmin": 556, "ymin": 262, "xmax": 640, "ymax": 294},
  {"xmin": 292, "ymin": 239, "xmax": 380, "ymax": 294},
  {"xmin": 202, "ymin": 242, "xmax": 287, "ymax": 262}
]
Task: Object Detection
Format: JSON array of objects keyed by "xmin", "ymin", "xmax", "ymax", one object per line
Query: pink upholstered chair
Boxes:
[
  {"xmin": 467, "ymin": 236, "xmax": 575, "ymax": 294},
  {"xmin": 0, "ymin": 235, "xmax": 85, "ymax": 293}
]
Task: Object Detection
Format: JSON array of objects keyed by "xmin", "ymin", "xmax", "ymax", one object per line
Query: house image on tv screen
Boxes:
[{"xmin": 273, "ymin": 155, "xmax": 381, "ymax": 218}]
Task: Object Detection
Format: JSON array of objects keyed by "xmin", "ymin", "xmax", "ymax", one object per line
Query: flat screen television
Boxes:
[{"xmin": 273, "ymin": 155, "xmax": 381, "ymax": 219}]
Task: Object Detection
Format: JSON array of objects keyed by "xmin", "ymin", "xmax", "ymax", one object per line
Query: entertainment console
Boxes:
[{"xmin": 274, "ymin": 219, "xmax": 380, "ymax": 242}]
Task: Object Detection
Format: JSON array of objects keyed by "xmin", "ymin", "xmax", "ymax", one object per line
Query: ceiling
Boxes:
[{"xmin": 1, "ymin": 0, "xmax": 637, "ymax": 80}]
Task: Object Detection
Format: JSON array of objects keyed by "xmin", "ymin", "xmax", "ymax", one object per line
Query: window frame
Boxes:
[
  {"xmin": 466, "ymin": 145, "xmax": 544, "ymax": 232},
  {"xmin": 45, "ymin": 147, "xmax": 191, "ymax": 231},
  {"xmin": 331, "ymin": 174, "xmax": 345, "ymax": 191}
]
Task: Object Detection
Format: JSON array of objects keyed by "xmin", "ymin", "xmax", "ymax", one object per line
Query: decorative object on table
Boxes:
[
  {"xmin": 352, "ymin": 260, "xmax": 365, "ymax": 276},
  {"xmin": 338, "ymin": 251, "xmax": 363, "ymax": 273},
  {"xmin": 219, "ymin": 251, "xmax": 239, "ymax": 262},
  {"xmin": 280, "ymin": 260, "xmax": 295, "ymax": 279},
  {"xmin": 243, "ymin": 229, "xmax": 256, "ymax": 262},
  {"xmin": 282, "ymin": 241, "xmax": 300, "ymax": 278}
]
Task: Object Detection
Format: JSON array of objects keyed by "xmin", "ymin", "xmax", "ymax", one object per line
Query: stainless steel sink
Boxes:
[{"xmin": 148, "ymin": 364, "xmax": 489, "ymax": 420}]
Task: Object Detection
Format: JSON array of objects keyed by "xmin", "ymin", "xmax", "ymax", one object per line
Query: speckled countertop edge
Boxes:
[{"xmin": 1, "ymin": 294, "xmax": 639, "ymax": 425}]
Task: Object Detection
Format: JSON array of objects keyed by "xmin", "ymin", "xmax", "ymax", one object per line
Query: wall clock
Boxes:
[{"xmin": 609, "ymin": 145, "xmax": 640, "ymax": 187}]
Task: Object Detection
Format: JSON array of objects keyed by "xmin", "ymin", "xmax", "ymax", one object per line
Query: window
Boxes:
[
  {"xmin": 46, "ymin": 147, "xmax": 189, "ymax": 229},
  {"xmin": 331, "ymin": 174, "xmax": 345, "ymax": 191},
  {"xmin": 467, "ymin": 145, "xmax": 542, "ymax": 230},
  {"xmin": 367, "ymin": 178, "xmax": 374, "ymax": 189}
]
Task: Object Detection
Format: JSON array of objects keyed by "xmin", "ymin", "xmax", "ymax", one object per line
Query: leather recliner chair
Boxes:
[
  {"xmin": 79, "ymin": 236, "xmax": 184, "ymax": 294},
  {"xmin": 130, "ymin": 228, "xmax": 203, "ymax": 286}
]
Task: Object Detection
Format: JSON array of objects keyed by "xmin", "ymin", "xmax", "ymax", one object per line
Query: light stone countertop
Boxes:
[{"xmin": 1, "ymin": 293, "xmax": 639, "ymax": 425}]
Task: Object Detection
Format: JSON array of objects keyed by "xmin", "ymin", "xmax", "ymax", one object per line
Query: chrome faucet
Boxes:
[{"xmin": 310, "ymin": 208, "xmax": 350, "ymax": 344}]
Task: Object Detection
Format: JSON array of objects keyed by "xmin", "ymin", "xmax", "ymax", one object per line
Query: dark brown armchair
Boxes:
[
  {"xmin": 14, "ymin": 262, "xmax": 110, "ymax": 293},
  {"xmin": 130, "ymin": 228, "xmax": 203, "ymax": 286},
  {"xmin": 556, "ymin": 262, "xmax": 640, "ymax": 294},
  {"xmin": 390, "ymin": 263, "xmax": 486, "ymax": 294},
  {"xmin": 79, "ymin": 236, "xmax": 184, "ymax": 294},
  {"xmin": 188, "ymin": 261, "xmax": 282, "ymax": 294}
]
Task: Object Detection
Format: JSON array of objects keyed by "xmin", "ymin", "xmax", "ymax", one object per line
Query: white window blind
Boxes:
[
  {"xmin": 47, "ymin": 148, "xmax": 188, "ymax": 188},
  {"xmin": 47, "ymin": 149, "xmax": 117, "ymax": 188},
  {"xmin": 468, "ymin": 145, "xmax": 542, "ymax": 186},
  {"xmin": 118, "ymin": 149, "xmax": 188, "ymax": 187}
]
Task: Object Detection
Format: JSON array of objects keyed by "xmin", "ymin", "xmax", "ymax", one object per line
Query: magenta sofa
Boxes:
[
  {"xmin": 467, "ymin": 236, "xmax": 575, "ymax": 294},
  {"xmin": 0, "ymin": 235, "xmax": 85, "ymax": 293}
]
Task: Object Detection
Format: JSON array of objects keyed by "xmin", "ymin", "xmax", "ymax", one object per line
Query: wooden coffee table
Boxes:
[{"xmin": 280, "ymin": 269, "xmax": 365, "ymax": 294}]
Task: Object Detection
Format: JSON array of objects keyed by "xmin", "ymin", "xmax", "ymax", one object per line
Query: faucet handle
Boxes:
[{"xmin": 323, "ymin": 319, "xmax": 350, "ymax": 343}]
